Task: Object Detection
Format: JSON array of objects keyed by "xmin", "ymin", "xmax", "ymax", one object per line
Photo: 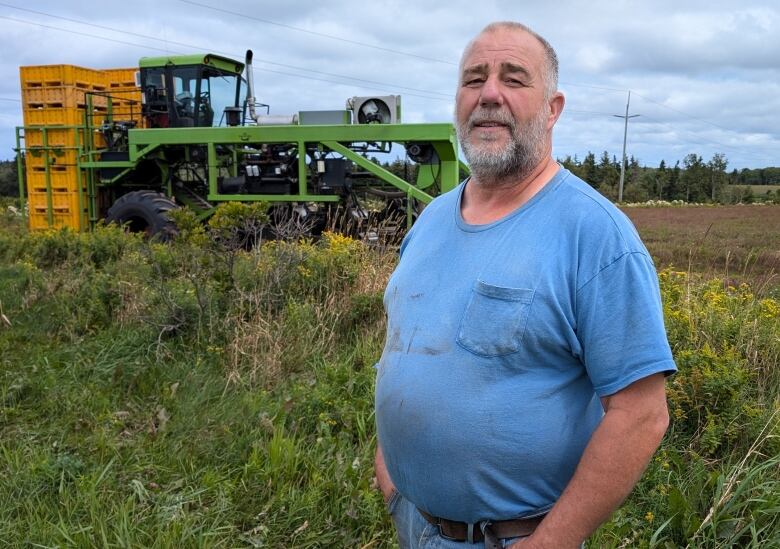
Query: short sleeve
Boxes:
[{"xmin": 575, "ymin": 252, "xmax": 676, "ymax": 397}]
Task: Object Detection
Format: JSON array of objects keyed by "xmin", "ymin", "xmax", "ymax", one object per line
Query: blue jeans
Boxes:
[{"xmin": 387, "ymin": 492, "xmax": 526, "ymax": 549}]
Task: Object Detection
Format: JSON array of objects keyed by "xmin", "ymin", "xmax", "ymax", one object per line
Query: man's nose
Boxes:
[{"xmin": 479, "ymin": 76, "xmax": 504, "ymax": 107}]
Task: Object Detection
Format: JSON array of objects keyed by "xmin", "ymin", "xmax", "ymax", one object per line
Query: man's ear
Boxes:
[{"xmin": 547, "ymin": 92, "xmax": 565, "ymax": 129}]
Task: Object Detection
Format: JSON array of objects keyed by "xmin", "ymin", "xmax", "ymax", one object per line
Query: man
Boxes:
[{"xmin": 374, "ymin": 21, "xmax": 676, "ymax": 549}]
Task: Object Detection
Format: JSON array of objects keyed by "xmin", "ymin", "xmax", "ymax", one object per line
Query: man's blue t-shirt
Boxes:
[{"xmin": 374, "ymin": 168, "xmax": 676, "ymax": 524}]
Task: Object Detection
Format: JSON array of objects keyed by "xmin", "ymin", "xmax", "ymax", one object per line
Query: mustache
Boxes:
[{"xmin": 467, "ymin": 108, "xmax": 517, "ymax": 130}]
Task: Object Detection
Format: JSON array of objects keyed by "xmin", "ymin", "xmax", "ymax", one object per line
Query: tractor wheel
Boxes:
[{"xmin": 106, "ymin": 191, "xmax": 178, "ymax": 240}]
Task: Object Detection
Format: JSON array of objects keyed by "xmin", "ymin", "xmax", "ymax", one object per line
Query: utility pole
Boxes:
[{"xmin": 613, "ymin": 91, "xmax": 640, "ymax": 202}]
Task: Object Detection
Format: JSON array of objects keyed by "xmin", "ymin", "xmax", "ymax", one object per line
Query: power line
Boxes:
[
  {"xmin": 560, "ymin": 81, "xmax": 627, "ymax": 93},
  {"xmin": 564, "ymin": 109, "xmax": 619, "ymax": 116},
  {"xmin": 0, "ymin": 2, "xmax": 191, "ymax": 49},
  {"xmin": 177, "ymin": 0, "xmax": 457, "ymax": 67},
  {"xmin": 0, "ymin": 7, "xmax": 454, "ymax": 99},
  {"xmin": 0, "ymin": 15, "xmax": 451, "ymax": 102},
  {"xmin": 256, "ymin": 68, "xmax": 449, "ymax": 102},
  {"xmin": 0, "ymin": 97, "xmax": 22, "ymax": 102},
  {"xmin": 0, "ymin": 3, "xmax": 649, "ymax": 105},
  {"xmin": 631, "ymin": 91, "xmax": 734, "ymax": 133},
  {"xmin": 563, "ymin": 108, "xmax": 778, "ymax": 157},
  {"xmin": 0, "ymin": 15, "xmax": 175, "ymax": 54},
  {"xmin": 559, "ymin": 110, "xmax": 776, "ymax": 164},
  {"xmin": 637, "ymin": 113, "xmax": 778, "ymax": 157}
]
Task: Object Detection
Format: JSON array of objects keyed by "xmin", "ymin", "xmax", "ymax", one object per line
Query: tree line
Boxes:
[{"xmin": 558, "ymin": 151, "xmax": 779, "ymax": 203}]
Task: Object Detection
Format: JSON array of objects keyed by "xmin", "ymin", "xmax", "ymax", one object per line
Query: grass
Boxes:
[{"xmin": 0, "ymin": 200, "xmax": 779, "ymax": 547}]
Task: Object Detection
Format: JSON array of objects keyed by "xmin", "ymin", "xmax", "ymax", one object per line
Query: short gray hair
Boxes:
[{"xmin": 459, "ymin": 21, "xmax": 559, "ymax": 98}]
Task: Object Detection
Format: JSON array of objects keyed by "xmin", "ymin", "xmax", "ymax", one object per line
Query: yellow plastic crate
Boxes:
[
  {"xmin": 24, "ymin": 127, "xmax": 78, "ymax": 148},
  {"xmin": 24, "ymin": 106, "xmax": 86, "ymax": 126},
  {"xmin": 22, "ymin": 86, "xmax": 107, "ymax": 108},
  {"xmin": 28, "ymin": 190, "xmax": 86, "ymax": 213},
  {"xmin": 113, "ymin": 98, "xmax": 140, "ymax": 108},
  {"xmin": 25, "ymin": 147, "xmax": 81, "ymax": 168},
  {"xmin": 104, "ymin": 91, "xmax": 142, "ymax": 111},
  {"xmin": 28, "ymin": 190, "xmax": 88, "ymax": 231},
  {"xmin": 104, "ymin": 68, "xmax": 138, "ymax": 89},
  {"xmin": 25, "ymin": 166, "xmax": 83, "ymax": 192},
  {"xmin": 29, "ymin": 209, "xmax": 88, "ymax": 231},
  {"xmin": 25, "ymin": 127, "xmax": 107, "ymax": 148},
  {"xmin": 20, "ymin": 64, "xmax": 99, "ymax": 89},
  {"xmin": 23, "ymin": 106, "xmax": 110, "ymax": 127},
  {"xmin": 106, "ymin": 89, "xmax": 142, "ymax": 101}
]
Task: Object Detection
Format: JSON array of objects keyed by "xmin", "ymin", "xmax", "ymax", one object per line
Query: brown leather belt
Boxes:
[{"xmin": 418, "ymin": 508, "xmax": 545, "ymax": 543}]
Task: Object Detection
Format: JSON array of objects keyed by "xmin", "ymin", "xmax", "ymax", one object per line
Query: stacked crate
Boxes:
[
  {"xmin": 21, "ymin": 64, "xmax": 103, "ymax": 230},
  {"xmin": 20, "ymin": 64, "xmax": 141, "ymax": 231},
  {"xmin": 103, "ymin": 68, "xmax": 143, "ymax": 125}
]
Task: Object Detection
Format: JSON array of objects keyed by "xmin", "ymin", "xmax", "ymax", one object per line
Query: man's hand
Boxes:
[
  {"xmin": 375, "ymin": 445, "xmax": 397, "ymax": 503},
  {"xmin": 511, "ymin": 373, "xmax": 670, "ymax": 548}
]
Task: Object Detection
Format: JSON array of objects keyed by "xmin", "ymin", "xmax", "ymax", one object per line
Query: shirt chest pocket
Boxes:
[{"xmin": 456, "ymin": 280, "xmax": 535, "ymax": 357}]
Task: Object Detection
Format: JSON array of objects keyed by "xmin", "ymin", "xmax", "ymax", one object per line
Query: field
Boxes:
[
  {"xmin": 621, "ymin": 205, "xmax": 780, "ymax": 291},
  {"xmin": 749, "ymin": 185, "xmax": 780, "ymax": 196},
  {"xmin": 0, "ymin": 201, "xmax": 778, "ymax": 548}
]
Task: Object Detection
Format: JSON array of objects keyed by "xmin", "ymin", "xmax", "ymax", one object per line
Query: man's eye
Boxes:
[{"xmin": 464, "ymin": 78, "xmax": 484, "ymax": 86}]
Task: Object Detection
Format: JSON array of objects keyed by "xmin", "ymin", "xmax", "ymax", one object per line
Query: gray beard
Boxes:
[{"xmin": 457, "ymin": 107, "xmax": 548, "ymax": 186}]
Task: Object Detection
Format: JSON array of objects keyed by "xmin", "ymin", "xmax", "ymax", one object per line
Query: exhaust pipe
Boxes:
[
  {"xmin": 245, "ymin": 49, "xmax": 258, "ymax": 123},
  {"xmin": 244, "ymin": 49, "xmax": 298, "ymax": 125}
]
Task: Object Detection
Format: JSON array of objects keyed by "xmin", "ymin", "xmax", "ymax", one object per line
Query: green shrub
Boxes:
[{"xmin": 667, "ymin": 345, "xmax": 752, "ymax": 455}]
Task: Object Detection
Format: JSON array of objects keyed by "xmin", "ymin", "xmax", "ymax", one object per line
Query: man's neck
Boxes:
[{"xmin": 461, "ymin": 156, "xmax": 560, "ymax": 225}]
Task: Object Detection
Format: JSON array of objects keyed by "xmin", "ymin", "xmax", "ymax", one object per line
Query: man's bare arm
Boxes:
[{"xmin": 512, "ymin": 373, "xmax": 670, "ymax": 548}]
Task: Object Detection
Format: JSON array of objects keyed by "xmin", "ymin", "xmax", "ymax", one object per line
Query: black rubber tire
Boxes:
[{"xmin": 106, "ymin": 190, "xmax": 178, "ymax": 240}]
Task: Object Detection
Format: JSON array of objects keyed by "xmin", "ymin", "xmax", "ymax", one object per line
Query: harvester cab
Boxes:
[{"xmin": 139, "ymin": 53, "xmax": 245, "ymax": 129}]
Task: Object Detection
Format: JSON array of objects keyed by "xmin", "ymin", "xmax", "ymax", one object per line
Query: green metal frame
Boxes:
[
  {"xmin": 14, "ymin": 130, "xmax": 25, "ymax": 214},
  {"xmin": 16, "ymin": 98, "xmax": 467, "ymax": 232},
  {"xmin": 76, "ymin": 123, "xmax": 464, "ymax": 223}
]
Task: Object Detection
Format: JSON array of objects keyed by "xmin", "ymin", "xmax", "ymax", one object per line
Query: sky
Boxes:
[{"xmin": 0, "ymin": 0, "xmax": 778, "ymax": 170}]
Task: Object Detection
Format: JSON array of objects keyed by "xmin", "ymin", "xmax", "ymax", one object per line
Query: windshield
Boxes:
[
  {"xmin": 204, "ymin": 68, "xmax": 241, "ymax": 127},
  {"xmin": 172, "ymin": 66, "xmax": 241, "ymax": 127}
]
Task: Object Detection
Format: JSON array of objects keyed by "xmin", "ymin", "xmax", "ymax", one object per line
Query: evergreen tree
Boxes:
[
  {"xmin": 666, "ymin": 161, "xmax": 682, "ymax": 200},
  {"xmin": 655, "ymin": 160, "xmax": 669, "ymax": 200},
  {"xmin": 581, "ymin": 152, "xmax": 598, "ymax": 189},
  {"xmin": 559, "ymin": 155, "xmax": 585, "ymax": 180},
  {"xmin": 681, "ymin": 154, "xmax": 706, "ymax": 202},
  {"xmin": 597, "ymin": 151, "xmax": 619, "ymax": 197}
]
